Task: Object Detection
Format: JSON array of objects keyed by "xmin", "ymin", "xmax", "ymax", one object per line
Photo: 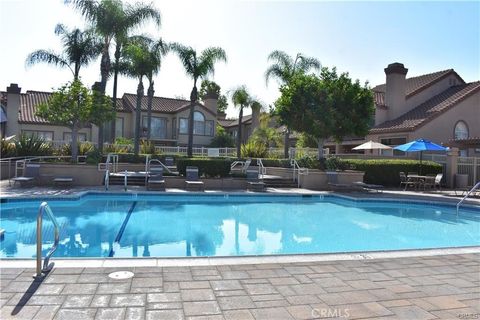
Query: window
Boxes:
[
  {"xmin": 142, "ymin": 116, "xmax": 167, "ymax": 139},
  {"xmin": 381, "ymin": 137, "xmax": 407, "ymax": 156},
  {"xmin": 172, "ymin": 118, "xmax": 177, "ymax": 139},
  {"xmin": 193, "ymin": 111, "xmax": 205, "ymax": 135},
  {"xmin": 115, "ymin": 117, "xmax": 124, "ymax": 138},
  {"xmin": 63, "ymin": 132, "xmax": 87, "ymax": 142},
  {"xmin": 179, "ymin": 113, "xmax": 214, "ymax": 136},
  {"xmin": 454, "ymin": 121, "xmax": 469, "ymax": 140},
  {"xmin": 22, "ymin": 130, "xmax": 53, "ymax": 141},
  {"xmin": 179, "ymin": 118, "xmax": 188, "ymax": 134}
]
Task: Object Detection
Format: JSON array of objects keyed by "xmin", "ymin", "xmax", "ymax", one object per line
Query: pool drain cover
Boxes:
[{"xmin": 108, "ymin": 271, "xmax": 134, "ymax": 280}]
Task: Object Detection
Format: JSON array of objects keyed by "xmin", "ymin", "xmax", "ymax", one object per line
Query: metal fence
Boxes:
[{"xmin": 457, "ymin": 156, "xmax": 480, "ymax": 186}]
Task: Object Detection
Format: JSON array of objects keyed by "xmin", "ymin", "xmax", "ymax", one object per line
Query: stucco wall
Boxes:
[{"xmin": 17, "ymin": 123, "xmax": 93, "ymax": 141}]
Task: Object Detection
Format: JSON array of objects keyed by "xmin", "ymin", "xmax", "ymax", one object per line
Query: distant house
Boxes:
[
  {"xmin": 1, "ymin": 84, "xmax": 220, "ymax": 147},
  {"xmin": 326, "ymin": 63, "xmax": 480, "ymax": 156}
]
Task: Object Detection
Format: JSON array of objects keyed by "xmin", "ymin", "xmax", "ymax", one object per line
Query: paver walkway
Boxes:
[{"xmin": 1, "ymin": 253, "xmax": 479, "ymax": 319}]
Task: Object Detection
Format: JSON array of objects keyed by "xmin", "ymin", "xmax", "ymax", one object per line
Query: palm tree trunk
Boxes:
[
  {"xmin": 147, "ymin": 80, "xmax": 154, "ymax": 141},
  {"xmin": 237, "ymin": 107, "xmax": 243, "ymax": 158},
  {"xmin": 71, "ymin": 126, "xmax": 79, "ymax": 164},
  {"xmin": 187, "ymin": 82, "xmax": 198, "ymax": 158},
  {"xmin": 110, "ymin": 44, "xmax": 121, "ymax": 143},
  {"xmin": 284, "ymin": 127, "xmax": 290, "ymax": 159},
  {"xmin": 317, "ymin": 138, "xmax": 325, "ymax": 160},
  {"xmin": 134, "ymin": 79, "xmax": 144, "ymax": 156},
  {"xmin": 97, "ymin": 42, "xmax": 111, "ymax": 154}
]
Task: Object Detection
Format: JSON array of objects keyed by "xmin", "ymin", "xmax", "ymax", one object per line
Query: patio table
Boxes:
[{"xmin": 406, "ymin": 174, "xmax": 429, "ymax": 190}]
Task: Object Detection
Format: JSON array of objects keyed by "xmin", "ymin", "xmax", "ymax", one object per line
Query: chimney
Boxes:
[
  {"xmin": 5, "ymin": 83, "xmax": 21, "ymax": 137},
  {"xmin": 384, "ymin": 62, "xmax": 408, "ymax": 120},
  {"xmin": 203, "ymin": 91, "xmax": 218, "ymax": 115},
  {"xmin": 251, "ymin": 106, "xmax": 260, "ymax": 132},
  {"xmin": 217, "ymin": 111, "xmax": 226, "ymax": 120}
]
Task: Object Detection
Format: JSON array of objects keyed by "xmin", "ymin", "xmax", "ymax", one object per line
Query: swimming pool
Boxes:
[{"xmin": 1, "ymin": 193, "xmax": 479, "ymax": 258}]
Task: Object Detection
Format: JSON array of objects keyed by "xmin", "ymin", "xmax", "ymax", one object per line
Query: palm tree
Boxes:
[
  {"xmin": 231, "ymin": 86, "xmax": 252, "ymax": 159},
  {"xmin": 26, "ymin": 23, "xmax": 101, "ymax": 80},
  {"xmin": 265, "ymin": 50, "xmax": 321, "ymax": 158},
  {"xmin": 118, "ymin": 40, "xmax": 151, "ymax": 155},
  {"xmin": 67, "ymin": 0, "xmax": 161, "ymax": 145},
  {"xmin": 170, "ymin": 44, "xmax": 227, "ymax": 157}
]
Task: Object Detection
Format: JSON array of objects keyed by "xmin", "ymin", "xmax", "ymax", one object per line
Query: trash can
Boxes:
[{"xmin": 455, "ymin": 174, "xmax": 469, "ymax": 188}]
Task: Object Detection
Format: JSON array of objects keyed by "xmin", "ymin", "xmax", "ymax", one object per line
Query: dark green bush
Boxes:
[
  {"xmin": 176, "ymin": 158, "xmax": 232, "ymax": 178},
  {"xmin": 14, "ymin": 134, "xmax": 53, "ymax": 156},
  {"xmin": 338, "ymin": 158, "xmax": 443, "ymax": 186},
  {"xmin": 86, "ymin": 148, "xmax": 102, "ymax": 164}
]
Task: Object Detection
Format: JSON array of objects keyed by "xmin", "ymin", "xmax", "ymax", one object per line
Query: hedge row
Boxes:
[
  {"xmin": 338, "ymin": 158, "xmax": 443, "ymax": 187},
  {"xmin": 176, "ymin": 158, "xmax": 233, "ymax": 178}
]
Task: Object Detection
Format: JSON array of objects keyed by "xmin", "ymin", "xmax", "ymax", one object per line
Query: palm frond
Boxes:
[
  {"xmin": 231, "ymin": 85, "xmax": 251, "ymax": 108},
  {"xmin": 25, "ymin": 50, "xmax": 73, "ymax": 75},
  {"xmin": 197, "ymin": 47, "xmax": 227, "ymax": 79},
  {"xmin": 125, "ymin": 3, "xmax": 161, "ymax": 29},
  {"xmin": 267, "ymin": 50, "xmax": 293, "ymax": 69},
  {"xmin": 265, "ymin": 65, "xmax": 288, "ymax": 86},
  {"xmin": 170, "ymin": 42, "xmax": 196, "ymax": 78},
  {"xmin": 54, "ymin": 23, "xmax": 69, "ymax": 37},
  {"xmin": 296, "ymin": 55, "xmax": 321, "ymax": 74},
  {"xmin": 65, "ymin": 0, "xmax": 98, "ymax": 23}
]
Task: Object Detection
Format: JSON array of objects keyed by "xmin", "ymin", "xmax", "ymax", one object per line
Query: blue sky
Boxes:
[{"xmin": 0, "ymin": 1, "xmax": 478, "ymax": 118}]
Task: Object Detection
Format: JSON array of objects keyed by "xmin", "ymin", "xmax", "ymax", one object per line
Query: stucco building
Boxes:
[
  {"xmin": 0, "ymin": 84, "xmax": 221, "ymax": 147},
  {"xmin": 326, "ymin": 63, "xmax": 480, "ymax": 156}
]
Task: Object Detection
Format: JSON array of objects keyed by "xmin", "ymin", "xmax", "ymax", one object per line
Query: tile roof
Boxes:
[
  {"xmin": 372, "ymin": 69, "xmax": 463, "ymax": 98},
  {"xmin": 220, "ymin": 114, "xmax": 253, "ymax": 128},
  {"xmin": 370, "ymin": 81, "xmax": 480, "ymax": 134},
  {"xmin": 122, "ymin": 93, "xmax": 190, "ymax": 113},
  {"xmin": 19, "ymin": 91, "xmax": 52, "ymax": 124}
]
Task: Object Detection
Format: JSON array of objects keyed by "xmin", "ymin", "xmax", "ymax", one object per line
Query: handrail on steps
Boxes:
[
  {"xmin": 456, "ymin": 181, "xmax": 480, "ymax": 215},
  {"xmin": 35, "ymin": 202, "xmax": 60, "ymax": 278},
  {"xmin": 290, "ymin": 159, "xmax": 309, "ymax": 188}
]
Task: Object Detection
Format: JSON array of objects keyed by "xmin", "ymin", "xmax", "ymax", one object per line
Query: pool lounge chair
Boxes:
[
  {"xmin": 13, "ymin": 163, "xmax": 40, "ymax": 187},
  {"xmin": 53, "ymin": 176, "xmax": 74, "ymax": 187},
  {"xmin": 246, "ymin": 166, "xmax": 265, "ymax": 192},
  {"xmin": 352, "ymin": 181, "xmax": 384, "ymax": 193},
  {"xmin": 185, "ymin": 166, "xmax": 204, "ymax": 191},
  {"xmin": 147, "ymin": 167, "xmax": 165, "ymax": 191}
]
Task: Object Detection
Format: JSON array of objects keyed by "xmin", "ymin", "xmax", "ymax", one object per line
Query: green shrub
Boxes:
[
  {"xmin": 140, "ymin": 140, "xmax": 156, "ymax": 155},
  {"xmin": 57, "ymin": 142, "xmax": 95, "ymax": 156},
  {"xmin": 338, "ymin": 158, "xmax": 443, "ymax": 186},
  {"xmin": 176, "ymin": 158, "xmax": 232, "ymax": 178},
  {"xmin": 104, "ymin": 143, "xmax": 132, "ymax": 154},
  {"xmin": 241, "ymin": 141, "xmax": 268, "ymax": 158},
  {"xmin": 325, "ymin": 156, "xmax": 348, "ymax": 171},
  {"xmin": 209, "ymin": 125, "xmax": 235, "ymax": 147},
  {"xmin": 261, "ymin": 159, "xmax": 291, "ymax": 168},
  {"xmin": 115, "ymin": 137, "xmax": 133, "ymax": 145},
  {"xmin": 14, "ymin": 134, "xmax": 53, "ymax": 156},
  {"xmin": 1, "ymin": 139, "xmax": 16, "ymax": 158},
  {"xmin": 86, "ymin": 148, "xmax": 102, "ymax": 164}
]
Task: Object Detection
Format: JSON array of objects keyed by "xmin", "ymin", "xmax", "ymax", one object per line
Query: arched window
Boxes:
[
  {"xmin": 193, "ymin": 111, "xmax": 205, "ymax": 135},
  {"xmin": 454, "ymin": 121, "xmax": 469, "ymax": 140}
]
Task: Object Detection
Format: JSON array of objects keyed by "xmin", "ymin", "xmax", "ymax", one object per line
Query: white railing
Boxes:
[
  {"xmin": 290, "ymin": 159, "xmax": 309, "ymax": 188},
  {"xmin": 257, "ymin": 158, "xmax": 266, "ymax": 179},
  {"xmin": 458, "ymin": 157, "xmax": 479, "ymax": 186},
  {"xmin": 36, "ymin": 202, "xmax": 60, "ymax": 278},
  {"xmin": 105, "ymin": 169, "xmax": 109, "ymax": 191},
  {"xmin": 456, "ymin": 181, "xmax": 480, "ymax": 215}
]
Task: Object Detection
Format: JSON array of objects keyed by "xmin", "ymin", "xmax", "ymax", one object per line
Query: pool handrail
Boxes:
[
  {"xmin": 456, "ymin": 181, "xmax": 480, "ymax": 215},
  {"xmin": 290, "ymin": 159, "xmax": 309, "ymax": 188},
  {"xmin": 36, "ymin": 202, "xmax": 60, "ymax": 278}
]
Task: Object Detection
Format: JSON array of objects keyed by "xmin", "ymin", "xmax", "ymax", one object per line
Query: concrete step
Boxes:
[{"xmin": 263, "ymin": 178, "xmax": 298, "ymax": 188}]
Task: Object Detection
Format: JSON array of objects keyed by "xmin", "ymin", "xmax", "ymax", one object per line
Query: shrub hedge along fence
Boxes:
[
  {"xmin": 176, "ymin": 158, "xmax": 233, "ymax": 178},
  {"xmin": 338, "ymin": 158, "xmax": 443, "ymax": 187}
]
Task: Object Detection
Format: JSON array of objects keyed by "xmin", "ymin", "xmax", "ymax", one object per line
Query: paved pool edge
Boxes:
[{"xmin": 2, "ymin": 246, "xmax": 479, "ymax": 268}]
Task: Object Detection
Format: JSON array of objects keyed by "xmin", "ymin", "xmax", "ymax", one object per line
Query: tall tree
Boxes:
[
  {"xmin": 118, "ymin": 40, "xmax": 151, "ymax": 155},
  {"xmin": 231, "ymin": 86, "xmax": 252, "ymax": 159},
  {"xmin": 265, "ymin": 50, "xmax": 320, "ymax": 158},
  {"xmin": 199, "ymin": 80, "xmax": 228, "ymax": 113},
  {"xmin": 67, "ymin": 0, "xmax": 159, "ymax": 147},
  {"xmin": 170, "ymin": 44, "xmax": 227, "ymax": 157},
  {"xmin": 26, "ymin": 23, "xmax": 101, "ymax": 80},
  {"xmin": 36, "ymin": 79, "xmax": 113, "ymax": 162},
  {"xmin": 274, "ymin": 68, "xmax": 374, "ymax": 159}
]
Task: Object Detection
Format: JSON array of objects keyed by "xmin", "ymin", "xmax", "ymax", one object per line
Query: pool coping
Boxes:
[{"xmin": 1, "ymin": 246, "xmax": 479, "ymax": 268}]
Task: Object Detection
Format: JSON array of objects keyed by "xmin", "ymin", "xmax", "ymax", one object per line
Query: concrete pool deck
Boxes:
[{"xmin": 1, "ymin": 183, "xmax": 479, "ymax": 319}]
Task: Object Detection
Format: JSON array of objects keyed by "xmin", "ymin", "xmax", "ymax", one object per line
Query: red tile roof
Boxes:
[
  {"xmin": 370, "ymin": 82, "xmax": 480, "ymax": 134},
  {"xmin": 122, "ymin": 93, "xmax": 190, "ymax": 113},
  {"xmin": 220, "ymin": 114, "xmax": 253, "ymax": 128},
  {"xmin": 19, "ymin": 91, "xmax": 52, "ymax": 124}
]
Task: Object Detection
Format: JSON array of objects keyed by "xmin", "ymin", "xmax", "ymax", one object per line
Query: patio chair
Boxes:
[
  {"xmin": 12, "ymin": 163, "xmax": 40, "ymax": 187},
  {"xmin": 352, "ymin": 182, "xmax": 384, "ymax": 193},
  {"xmin": 400, "ymin": 172, "xmax": 418, "ymax": 190},
  {"xmin": 147, "ymin": 167, "xmax": 165, "ymax": 191},
  {"xmin": 185, "ymin": 166, "xmax": 204, "ymax": 191},
  {"xmin": 246, "ymin": 166, "xmax": 265, "ymax": 191},
  {"xmin": 165, "ymin": 157, "xmax": 174, "ymax": 167},
  {"xmin": 423, "ymin": 173, "xmax": 443, "ymax": 191}
]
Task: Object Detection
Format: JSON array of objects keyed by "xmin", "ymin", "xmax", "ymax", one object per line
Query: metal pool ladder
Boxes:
[
  {"xmin": 456, "ymin": 181, "xmax": 480, "ymax": 215},
  {"xmin": 35, "ymin": 202, "xmax": 60, "ymax": 278}
]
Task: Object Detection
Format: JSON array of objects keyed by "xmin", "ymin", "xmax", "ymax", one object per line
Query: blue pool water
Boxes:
[{"xmin": 0, "ymin": 194, "xmax": 479, "ymax": 258}]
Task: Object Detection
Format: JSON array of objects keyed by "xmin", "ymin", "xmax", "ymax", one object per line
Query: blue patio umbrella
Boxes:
[{"xmin": 394, "ymin": 139, "xmax": 448, "ymax": 174}]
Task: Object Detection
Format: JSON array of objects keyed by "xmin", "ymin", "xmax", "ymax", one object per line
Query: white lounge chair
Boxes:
[
  {"xmin": 147, "ymin": 167, "xmax": 165, "ymax": 191},
  {"xmin": 13, "ymin": 163, "xmax": 40, "ymax": 187},
  {"xmin": 246, "ymin": 166, "xmax": 265, "ymax": 191}
]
